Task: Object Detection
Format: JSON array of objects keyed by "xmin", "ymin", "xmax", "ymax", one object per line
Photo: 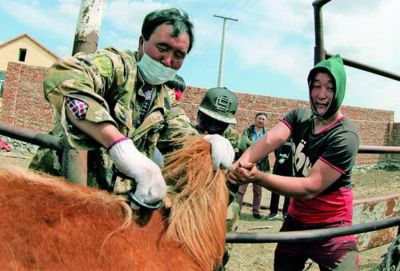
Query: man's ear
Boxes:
[
  {"xmin": 137, "ymin": 36, "xmax": 145, "ymax": 59},
  {"xmin": 138, "ymin": 36, "xmax": 144, "ymax": 51}
]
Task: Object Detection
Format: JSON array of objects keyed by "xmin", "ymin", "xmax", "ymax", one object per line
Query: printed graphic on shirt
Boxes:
[{"xmin": 294, "ymin": 139, "xmax": 312, "ymax": 177}]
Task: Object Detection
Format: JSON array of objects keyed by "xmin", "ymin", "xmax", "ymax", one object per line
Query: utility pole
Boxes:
[
  {"xmin": 64, "ymin": 0, "xmax": 106, "ymax": 186},
  {"xmin": 72, "ymin": 0, "xmax": 105, "ymax": 55},
  {"xmin": 214, "ymin": 15, "xmax": 238, "ymax": 87}
]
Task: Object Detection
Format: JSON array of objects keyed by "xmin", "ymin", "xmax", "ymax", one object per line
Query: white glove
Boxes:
[
  {"xmin": 204, "ymin": 134, "xmax": 235, "ymax": 170},
  {"xmin": 108, "ymin": 138, "xmax": 167, "ymax": 204}
]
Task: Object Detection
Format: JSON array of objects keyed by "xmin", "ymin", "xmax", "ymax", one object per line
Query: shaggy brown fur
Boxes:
[
  {"xmin": 0, "ymin": 136, "xmax": 228, "ymax": 271},
  {"xmin": 163, "ymin": 136, "xmax": 228, "ymax": 270}
]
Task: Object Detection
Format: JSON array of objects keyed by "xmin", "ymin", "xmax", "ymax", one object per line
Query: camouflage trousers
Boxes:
[{"xmin": 226, "ymin": 190, "xmax": 240, "ymax": 233}]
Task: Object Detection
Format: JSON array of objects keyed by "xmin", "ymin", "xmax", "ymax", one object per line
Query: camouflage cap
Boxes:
[{"xmin": 199, "ymin": 87, "xmax": 238, "ymax": 124}]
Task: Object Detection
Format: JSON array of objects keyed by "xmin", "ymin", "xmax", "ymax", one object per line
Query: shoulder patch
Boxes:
[{"xmin": 92, "ymin": 55, "xmax": 113, "ymax": 78}]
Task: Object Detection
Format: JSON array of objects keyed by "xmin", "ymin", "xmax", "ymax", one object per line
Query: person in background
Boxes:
[
  {"xmin": 166, "ymin": 74, "xmax": 186, "ymax": 101},
  {"xmin": 194, "ymin": 87, "xmax": 241, "ymax": 270},
  {"xmin": 29, "ymin": 7, "xmax": 234, "ymax": 208},
  {"xmin": 236, "ymin": 112, "xmax": 270, "ymax": 219},
  {"xmin": 0, "ymin": 138, "xmax": 12, "ymax": 152},
  {"xmin": 228, "ymin": 55, "xmax": 360, "ymax": 270},
  {"xmin": 266, "ymin": 139, "xmax": 294, "ymax": 220}
]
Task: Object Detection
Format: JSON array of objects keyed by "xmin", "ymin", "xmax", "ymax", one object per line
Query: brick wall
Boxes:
[
  {"xmin": 0, "ymin": 62, "xmax": 54, "ymax": 132},
  {"xmin": 392, "ymin": 123, "xmax": 400, "ymax": 163},
  {"xmin": 181, "ymin": 87, "xmax": 397, "ymax": 165},
  {"xmin": 1, "ymin": 63, "xmax": 399, "ymax": 165}
]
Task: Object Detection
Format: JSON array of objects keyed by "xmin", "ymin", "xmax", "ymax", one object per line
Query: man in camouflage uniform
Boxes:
[
  {"xmin": 29, "ymin": 8, "xmax": 234, "ymax": 207},
  {"xmin": 194, "ymin": 87, "xmax": 241, "ymax": 270}
]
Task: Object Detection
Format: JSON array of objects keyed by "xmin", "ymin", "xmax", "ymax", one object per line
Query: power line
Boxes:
[
  {"xmin": 230, "ymin": 0, "xmax": 261, "ymax": 21},
  {"xmin": 194, "ymin": 1, "xmax": 243, "ymax": 53}
]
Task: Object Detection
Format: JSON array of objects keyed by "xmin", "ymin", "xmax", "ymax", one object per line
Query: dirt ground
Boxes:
[
  {"xmin": 0, "ymin": 153, "xmax": 33, "ymax": 168},
  {"xmin": 227, "ymin": 210, "xmax": 393, "ymax": 271},
  {"xmin": 0, "ymin": 151, "xmax": 399, "ymax": 271}
]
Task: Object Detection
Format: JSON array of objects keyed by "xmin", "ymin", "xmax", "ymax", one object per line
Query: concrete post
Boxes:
[{"xmin": 62, "ymin": 0, "xmax": 105, "ymax": 185}]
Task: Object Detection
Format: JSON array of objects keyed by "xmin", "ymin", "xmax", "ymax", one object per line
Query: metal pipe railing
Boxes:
[
  {"xmin": 313, "ymin": 1, "xmax": 400, "ymax": 82},
  {"xmin": 1, "ymin": 121, "xmax": 400, "ymax": 154},
  {"xmin": 227, "ymin": 216, "xmax": 400, "ymax": 243},
  {"xmin": 0, "ymin": 121, "xmax": 62, "ymax": 151},
  {"xmin": 359, "ymin": 145, "xmax": 400, "ymax": 153},
  {"xmin": 313, "ymin": 0, "xmax": 332, "ymax": 7},
  {"xmin": 326, "ymin": 52, "xmax": 400, "ymax": 82},
  {"xmin": 312, "ymin": 0, "xmax": 331, "ymax": 64}
]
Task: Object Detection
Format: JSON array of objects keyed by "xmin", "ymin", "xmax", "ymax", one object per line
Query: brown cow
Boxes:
[{"xmin": 0, "ymin": 136, "xmax": 228, "ymax": 271}]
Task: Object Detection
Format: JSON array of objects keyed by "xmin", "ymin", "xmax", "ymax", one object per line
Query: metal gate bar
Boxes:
[{"xmin": 226, "ymin": 216, "xmax": 400, "ymax": 243}]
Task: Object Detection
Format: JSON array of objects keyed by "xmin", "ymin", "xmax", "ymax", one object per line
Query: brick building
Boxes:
[{"xmin": 0, "ymin": 33, "xmax": 59, "ymax": 97}]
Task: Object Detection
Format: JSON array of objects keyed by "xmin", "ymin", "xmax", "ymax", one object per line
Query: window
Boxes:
[
  {"xmin": 19, "ymin": 48, "xmax": 27, "ymax": 62},
  {"xmin": 0, "ymin": 71, "xmax": 6, "ymax": 97},
  {"xmin": 0, "ymin": 80, "xmax": 4, "ymax": 97}
]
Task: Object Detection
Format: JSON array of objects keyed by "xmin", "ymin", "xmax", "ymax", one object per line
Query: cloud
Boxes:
[
  {"xmin": 99, "ymin": 30, "xmax": 138, "ymax": 51},
  {"xmin": 1, "ymin": 0, "xmax": 397, "ymax": 120},
  {"xmin": 217, "ymin": 0, "xmax": 400, "ymax": 120},
  {"xmin": 100, "ymin": 0, "xmax": 182, "ymax": 52},
  {"xmin": 191, "ymin": 17, "xmax": 221, "ymax": 55},
  {"xmin": 346, "ymin": 69, "xmax": 400, "ymax": 120},
  {"xmin": 324, "ymin": 0, "xmax": 400, "ymax": 69},
  {"xmin": 322, "ymin": 0, "xmax": 400, "ymax": 121},
  {"xmin": 0, "ymin": 0, "xmax": 78, "ymax": 41},
  {"xmin": 104, "ymin": 0, "xmax": 170, "ymax": 33},
  {"xmin": 221, "ymin": 1, "xmax": 315, "ymax": 95}
]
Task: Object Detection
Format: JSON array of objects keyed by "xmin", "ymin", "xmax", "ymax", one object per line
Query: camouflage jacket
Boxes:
[
  {"xmin": 238, "ymin": 125, "xmax": 270, "ymax": 172},
  {"xmin": 30, "ymin": 47, "xmax": 197, "ymax": 189},
  {"xmin": 222, "ymin": 126, "xmax": 241, "ymax": 159}
]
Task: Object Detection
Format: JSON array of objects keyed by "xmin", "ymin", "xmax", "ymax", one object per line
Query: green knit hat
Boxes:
[{"xmin": 307, "ymin": 55, "xmax": 346, "ymax": 120}]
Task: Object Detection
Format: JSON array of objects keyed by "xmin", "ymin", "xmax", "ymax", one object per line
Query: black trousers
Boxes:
[{"xmin": 269, "ymin": 192, "xmax": 290, "ymax": 214}]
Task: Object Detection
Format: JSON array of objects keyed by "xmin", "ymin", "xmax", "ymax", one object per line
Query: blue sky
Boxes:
[{"xmin": 0, "ymin": 0, "xmax": 399, "ymax": 121}]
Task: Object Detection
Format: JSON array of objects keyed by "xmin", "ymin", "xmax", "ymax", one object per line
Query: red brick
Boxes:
[{"xmin": 1, "ymin": 64, "xmax": 399, "ymax": 165}]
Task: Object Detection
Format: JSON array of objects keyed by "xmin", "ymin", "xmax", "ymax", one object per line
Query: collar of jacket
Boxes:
[{"xmin": 247, "ymin": 124, "xmax": 265, "ymax": 135}]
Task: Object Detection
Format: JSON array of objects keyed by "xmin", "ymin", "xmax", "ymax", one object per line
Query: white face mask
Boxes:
[{"xmin": 137, "ymin": 53, "xmax": 177, "ymax": 85}]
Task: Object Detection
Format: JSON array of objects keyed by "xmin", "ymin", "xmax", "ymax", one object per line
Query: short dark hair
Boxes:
[
  {"xmin": 141, "ymin": 8, "xmax": 194, "ymax": 52},
  {"xmin": 255, "ymin": 112, "xmax": 267, "ymax": 119},
  {"xmin": 166, "ymin": 74, "xmax": 186, "ymax": 91}
]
